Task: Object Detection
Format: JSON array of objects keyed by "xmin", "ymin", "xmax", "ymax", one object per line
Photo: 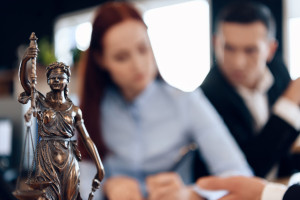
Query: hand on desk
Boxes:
[
  {"xmin": 197, "ymin": 176, "xmax": 266, "ymax": 200},
  {"xmin": 103, "ymin": 172, "xmax": 203, "ymax": 200},
  {"xmin": 146, "ymin": 172, "xmax": 203, "ymax": 200},
  {"xmin": 104, "ymin": 176, "xmax": 144, "ymax": 200}
]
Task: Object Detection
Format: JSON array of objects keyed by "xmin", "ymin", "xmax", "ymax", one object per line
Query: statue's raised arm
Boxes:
[{"xmin": 19, "ymin": 33, "xmax": 38, "ymax": 96}]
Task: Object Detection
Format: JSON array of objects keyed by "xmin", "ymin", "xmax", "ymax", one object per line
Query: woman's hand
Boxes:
[
  {"xmin": 104, "ymin": 176, "xmax": 144, "ymax": 200},
  {"xmin": 146, "ymin": 172, "xmax": 204, "ymax": 200}
]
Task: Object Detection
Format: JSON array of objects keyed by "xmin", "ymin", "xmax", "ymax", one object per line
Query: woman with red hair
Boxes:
[{"xmin": 79, "ymin": 2, "xmax": 252, "ymax": 200}]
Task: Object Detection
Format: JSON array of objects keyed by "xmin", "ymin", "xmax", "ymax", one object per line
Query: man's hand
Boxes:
[
  {"xmin": 282, "ymin": 78, "xmax": 300, "ymax": 106},
  {"xmin": 196, "ymin": 176, "xmax": 267, "ymax": 200},
  {"xmin": 103, "ymin": 176, "xmax": 144, "ymax": 200},
  {"xmin": 146, "ymin": 172, "xmax": 203, "ymax": 200}
]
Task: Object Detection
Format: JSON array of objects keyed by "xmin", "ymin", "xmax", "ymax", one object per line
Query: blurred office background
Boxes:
[{"xmin": 0, "ymin": 0, "xmax": 298, "ymax": 199}]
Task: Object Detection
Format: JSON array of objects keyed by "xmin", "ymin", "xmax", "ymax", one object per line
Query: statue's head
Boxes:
[{"xmin": 46, "ymin": 62, "xmax": 71, "ymax": 94}]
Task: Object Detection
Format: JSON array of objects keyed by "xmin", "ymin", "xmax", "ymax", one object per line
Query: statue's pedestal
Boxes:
[{"xmin": 13, "ymin": 190, "xmax": 44, "ymax": 200}]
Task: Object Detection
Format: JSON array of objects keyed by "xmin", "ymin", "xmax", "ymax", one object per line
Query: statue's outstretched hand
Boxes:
[
  {"xmin": 92, "ymin": 177, "xmax": 101, "ymax": 190},
  {"xmin": 95, "ymin": 170, "xmax": 104, "ymax": 184},
  {"xmin": 88, "ymin": 177, "xmax": 101, "ymax": 200}
]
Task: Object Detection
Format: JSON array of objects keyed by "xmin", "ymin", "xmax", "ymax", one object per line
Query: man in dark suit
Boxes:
[
  {"xmin": 197, "ymin": 175, "xmax": 300, "ymax": 200},
  {"xmin": 201, "ymin": 1, "xmax": 300, "ymax": 178}
]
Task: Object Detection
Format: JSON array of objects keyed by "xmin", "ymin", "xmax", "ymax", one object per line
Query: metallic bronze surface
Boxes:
[
  {"xmin": 13, "ymin": 190, "xmax": 45, "ymax": 200},
  {"xmin": 14, "ymin": 33, "xmax": 104, "ymax": 200}
]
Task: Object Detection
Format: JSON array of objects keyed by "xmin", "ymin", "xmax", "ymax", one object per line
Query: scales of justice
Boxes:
[{"xmin": 12, "ymin": 32, "xmax": 105, "ymax": 200}]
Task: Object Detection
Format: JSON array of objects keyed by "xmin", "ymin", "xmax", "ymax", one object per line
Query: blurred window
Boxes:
[
  {"xmin": 287, "ymin": 18, "xmax": 300, "ymax": 79},
  {"xmin": 0, "ymin": 119, "xmax": 12, "ymax": 156},
  {"xmin": 54, "ymin": 8, "xmax": 95, "ymax": 66},
  {"xmin": 143, "ymin": 0, "xmax": 210, "ymax": 91},
  {"xmin": 285, "ymin": 0, "xmax": 300, "ymax": 79}
]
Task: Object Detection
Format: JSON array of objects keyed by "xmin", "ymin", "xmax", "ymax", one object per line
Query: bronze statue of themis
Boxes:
[{"xmin": 13, "ymin": 32, "xmax": 105, "ymax": 200}]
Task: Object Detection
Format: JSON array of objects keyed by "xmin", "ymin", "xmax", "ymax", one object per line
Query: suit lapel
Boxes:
[{"xmin": 209, "ymin": 66, "xmax": 255, "ymax": 134}]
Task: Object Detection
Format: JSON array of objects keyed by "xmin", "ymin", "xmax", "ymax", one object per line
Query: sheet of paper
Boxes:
[{"xmin": 193, "ymin": 185, "xmax": 228, "ymax": 200}]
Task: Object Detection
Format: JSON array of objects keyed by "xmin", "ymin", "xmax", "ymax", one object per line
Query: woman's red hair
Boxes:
[{"xmin": 79, "ymin": 2, "xmax": 146, "ymax": 159}]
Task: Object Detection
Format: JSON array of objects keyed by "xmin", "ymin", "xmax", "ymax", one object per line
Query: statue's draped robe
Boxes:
[{"xmin": 19, "ymin": 92, "xmax": 81, "ymax": 200}]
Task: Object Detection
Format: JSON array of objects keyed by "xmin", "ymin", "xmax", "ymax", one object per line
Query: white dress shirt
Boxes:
[
  {"xmin": 237, "ymin": 67, "xmax": 300, "ymax": 132},
  {"xmin": 237, "ymin": 68, "xmax": 274, "ymax": 131},
  {"xmin": 261, "ymin": 182, "xmax": 287, "ymax": 200}
]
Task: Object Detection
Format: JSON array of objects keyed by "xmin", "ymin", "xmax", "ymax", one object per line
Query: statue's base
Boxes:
[{"xmin": 12, "ymin": 190, "xmax": 44, "ymax": 200}]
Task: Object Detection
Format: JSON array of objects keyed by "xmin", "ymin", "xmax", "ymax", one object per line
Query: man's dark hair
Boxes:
[{"xmin": 215, "ymin": 1, "xmax": 276, "ymax": 38}]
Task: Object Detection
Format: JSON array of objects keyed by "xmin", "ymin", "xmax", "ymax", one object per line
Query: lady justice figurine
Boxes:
[{"xmin": 14, "ymin": 32, "xmax": 104, "ymax": 200}]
